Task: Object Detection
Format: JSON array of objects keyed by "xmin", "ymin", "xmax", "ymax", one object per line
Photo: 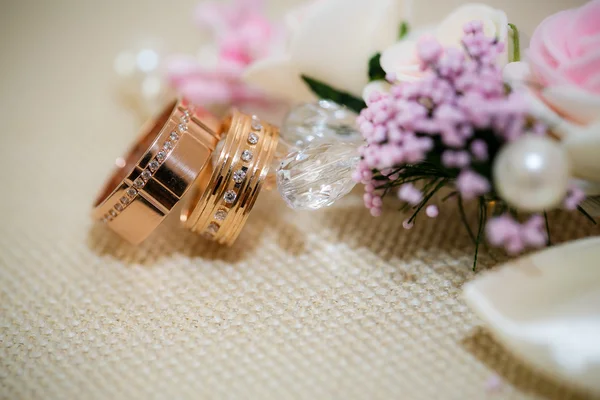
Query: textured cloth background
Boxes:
[{"xmin": 0, "ymin": 0, "xmax": 597, "ymax": 399}]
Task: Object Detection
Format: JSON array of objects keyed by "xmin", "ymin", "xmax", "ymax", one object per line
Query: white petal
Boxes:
[
  {"xmin": 541, "ymin": 85, "xmax": 600, "ymax": 125},
  {"xmin": 503, "ymin": 68, "xmax": 571, "ymax": 138},
  {"xmin": 380, "ymin": 40, "xmax": 424, "ymax": 83},
  {"xmin": 563, "ymin": 122, "xmax": 600, "ymax": 184},
  {"xmin": 289, "ymin": 0, "xmax": 404, "ymax": 98},
  {"xmin": 243, "ymin": 56, "xmax": 316, "ymax": 103},
  {"xmin": 436, "ymin": 3, "xmax": 508, "ymax": 48},
  {"xmin": 362, "ymin": 80, "xmax": 391, "ymax": 104},
  {"xmin": 464, "ymin": 237, "xmax": 600, "ymax": 395}
]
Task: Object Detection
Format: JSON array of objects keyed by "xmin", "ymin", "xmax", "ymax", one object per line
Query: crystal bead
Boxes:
[
  {"xmin": 281, "ymin": 100, "xmax": 362, "ymax": 149},
  {"xmin": 276, "ymin": 141, "xmax": 360, "ymax": 210}
]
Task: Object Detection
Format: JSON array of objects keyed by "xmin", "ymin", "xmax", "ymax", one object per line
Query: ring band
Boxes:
[
  {"xmin": 92, "ymin": 99, "xmax": 221, "ymax": 244},
  {"xmin": 181, "ymin": 110, "xmax": 279, "ymax": 245}
]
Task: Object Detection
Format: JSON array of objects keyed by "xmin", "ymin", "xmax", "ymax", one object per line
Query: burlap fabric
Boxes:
[{"xmin": 1, "ymin": 0, "xmax": 597, "ymax": 399}]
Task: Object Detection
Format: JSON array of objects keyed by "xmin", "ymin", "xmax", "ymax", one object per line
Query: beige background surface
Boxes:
[{"xmin": 0, "ymin": 0, "xmax": 598, "ymax": 399}]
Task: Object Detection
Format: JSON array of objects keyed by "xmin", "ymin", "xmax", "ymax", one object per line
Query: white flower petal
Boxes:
[
  {"xmin": 380, "ymin": 40, "xmax": 424, "ymax": 83},
  {"xmin": 289, "ymin": 0, "xmax": 404, "ymax": 98},
  {"xmin": 563, "ymin": 122, "xmax": 600, "ymax": 184},
  {"xmin": 541, "ymin": 85, "xmax": 600, "ymax": 125},
  {"xmin": 362, "ymin": 80, "xmax": 391, "ymax": 104},
  {"xmin": 435, "ymin": 3, "xmax": 509, "ymax": 65},
  {"xmin": 436, "ymin": 3, "xmax": 508, "ymax": 46},
  {"xmin": 243, "ymin": 56, "xmax": 316, "ymax": 102},
  {"xmin": 464, "ymin": 237, "xmax": 600, "ymax": 396}
]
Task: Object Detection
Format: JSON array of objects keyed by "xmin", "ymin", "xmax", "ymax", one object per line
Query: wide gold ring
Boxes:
[
  {"xmin": 92, "ymin": 99, "xmax": 221, "ymax": 244},
  {"xmin": 181, "ymin": 110, "xmax": 279, "ymax": 245}
]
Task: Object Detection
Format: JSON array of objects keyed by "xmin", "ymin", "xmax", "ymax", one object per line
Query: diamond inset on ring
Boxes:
[
  {"xmin": 251, "ymin": 115, "xmax": 262, "ymax": 131},
  {"xmin": 214, "ymin": 210, "xmax": 227, "ymax": 221},
  {"xmin": 170, "ymin": 132, "xmax": 179, "ymax": 142},
  {"xmin": 149, "ymin": 160, "xmax": 160, "ymax": 172},
  {"xmin": 109, "ymin": 209, "xmax": 118, "ymax": 217},
  {"xmin": 156, "ymin": 151, "xmax": 166, "ymax": 163},
  {"xmin": 141, "ymin": 170, "xmax": 152, "ymax": 181},
  {"xmin": 241, "ymin": 150, "xmax": 253, "ymax": 162},
  {"xmin": 233, "ymin": 169, "xmax": 246, "ymax": 184},
  {"xmin": 115, "ymin": 203, "xmax": 124, "ymax": 212},
  {"xmin": 120, "ymin": 196, "xmax": 130, "ymax": 205},
  {"xmin": 207, "ymin": 222, "xmax": 219, "ymax": 234},
  {"xmin": 163, "ymin": 141, "xmax": 173, "ymax": 150},
  {"xmin": 224, "ymin": 190, "xmax": 237, "ymax": 204},
  {"xmin": 126, "ymin": 188, "xmax": 137, "ymax": 197},
  {"xmin": 247, "ymin": 132, "xmax": 259, "ymax": 145},
  {"xmin": 133, "ymin": 178, "xmax": 145, "ymax": 189},
  {"xmin": 177, "ymin": 123, "xmax": 187, "ymax": 133}
]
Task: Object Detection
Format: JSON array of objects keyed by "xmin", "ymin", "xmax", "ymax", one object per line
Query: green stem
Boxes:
[
  {"xmin": 457, "ymin": 195, "xmax": 477, "ymax": 245},
  {"xmin": 408, "ymin": 179, "xmax": 447, "ymax": 224},
  {"xmin": 577, "ymin": 205, "xmax": 597, "ymax": 225},
  {"xmin": 508, "ymin": 23, "xmax": 521, "ymax": 62},
  {"xmin": 473, "ymin": 197, "xmax": 486, "ymax": 271}
]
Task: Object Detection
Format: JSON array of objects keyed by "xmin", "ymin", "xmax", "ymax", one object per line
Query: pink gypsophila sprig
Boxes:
[{"xmin": 354, "ymin": 20, "xmax": 540, "ymax": 256}]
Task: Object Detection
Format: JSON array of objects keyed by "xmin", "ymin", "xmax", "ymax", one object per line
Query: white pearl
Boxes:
[{"xmin": 493, "ymin": 134, "xmax": 570, "ymax": 212}]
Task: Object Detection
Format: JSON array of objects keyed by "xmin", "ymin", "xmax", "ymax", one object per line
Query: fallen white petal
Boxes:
[{"xmin": 463, "ymin": 237, "xmax": 600, "ymax": 395}]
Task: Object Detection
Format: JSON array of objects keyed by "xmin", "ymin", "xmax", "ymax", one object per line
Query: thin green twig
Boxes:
[
  {"xmin": 457, "ymin": 195, "xmax": 477, "ymax": 245},
  {"xmin": 473, "ymin": 197, "xmax": 486, "ymax": 271},
  {"xmin": 408, "ymin": 179, "xmax": 447, "ymax": 224},
  {"xmin": 508, "ymin": 23, "xmax": 521, "ymax": 62},
  {"xmin": 577, "ymin": 205, "xmax": 597, "ymax": 225}
]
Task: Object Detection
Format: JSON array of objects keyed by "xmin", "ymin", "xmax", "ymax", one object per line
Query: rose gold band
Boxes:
[
  {"xmin": 181, "ymin": 110, "xmax": 279, "ymax": 245},
  {"xmin": 92, "ymin": 99, "xmax": 221, "ymax": 244}
]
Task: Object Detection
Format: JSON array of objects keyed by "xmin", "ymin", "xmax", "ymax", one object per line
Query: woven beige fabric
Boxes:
[{"xmin": 0, "ymin": 0, "xmax": 597, "ymax": 399}]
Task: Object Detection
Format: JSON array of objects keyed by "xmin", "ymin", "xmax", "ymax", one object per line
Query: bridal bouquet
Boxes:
[{"xmin": 166, "ymin": 0, "xmax": 599, "ymax": 267}]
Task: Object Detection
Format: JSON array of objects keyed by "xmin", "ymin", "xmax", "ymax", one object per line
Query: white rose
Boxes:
[
  {"xmin": 243, "ymin": 0, "xmax": 407, "ymax": 102},
  {"xmin": 380, "ymin": 3, "xmax": 512, "ymax": 83}
]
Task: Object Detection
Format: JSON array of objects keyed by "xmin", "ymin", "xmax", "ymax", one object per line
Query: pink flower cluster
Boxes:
[
  {"xmin": 486, "ymin": 214, "xmax": 547, "ymax": 254},
  {"xmin": 166, "ymin": 0, "xmax": 281, "ymax": 106},
  {"xmin": 353, "ymin": 21, "xmax": 560, "ymax": 254},
  {"xmin": 355, "ymin": 21, "xmax": 528, "ymax": 193}
]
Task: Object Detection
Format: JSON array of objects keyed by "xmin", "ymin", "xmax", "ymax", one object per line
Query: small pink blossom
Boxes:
[
  {"xmin": 456, "ymin": 170, "xmax": 490, "ymax": 200},
  {"xmin": 486, "ymin": 214, "xmax": 548, "ymax": 254},
  {"xmin": 563, "ymin": 185, "xmax": 586, "ymax": 210},
  {"xmin": 398, "ymin": 183, "xmax": 423, "ymax": 205},
  {"xmin": 426, "ymin": 205, "xmax": 439, "ymax": 218}
]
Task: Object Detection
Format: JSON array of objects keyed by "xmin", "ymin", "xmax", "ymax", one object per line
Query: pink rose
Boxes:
[{"xmin": 528, "ymin": 0, "xmax": 600, "ymax": 125}]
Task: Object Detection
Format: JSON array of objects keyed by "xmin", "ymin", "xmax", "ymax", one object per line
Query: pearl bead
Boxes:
[{"xmin": 493, "ymin": 134, "xmax": 570, "ymax": 212}]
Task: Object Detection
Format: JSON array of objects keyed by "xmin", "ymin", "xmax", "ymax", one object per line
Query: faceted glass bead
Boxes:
[
  {"xmin": 276, "ymin": 141, "xmax": 360, "ymax": 210},
  {"xmin": 281, "ymin": 100, "xmax": 362, "ymax": 149}
]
